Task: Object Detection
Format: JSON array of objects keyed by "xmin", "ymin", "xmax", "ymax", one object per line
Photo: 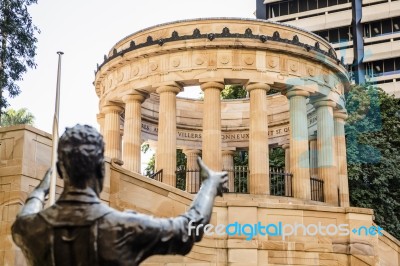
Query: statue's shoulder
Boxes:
[{"xmin": 39, "ymin": 203, "xmax": 114, "ymax": 226}]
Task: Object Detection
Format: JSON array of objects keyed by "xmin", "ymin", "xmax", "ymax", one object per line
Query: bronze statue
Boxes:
[{"xmin": 12, "ymin": 124, "xmax": 228, "ymax": 266}]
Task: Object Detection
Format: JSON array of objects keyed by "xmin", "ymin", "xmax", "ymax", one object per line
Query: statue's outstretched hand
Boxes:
[
  {"xmin": 197, "ymin": 157, "xmax": 228, "ymax": 196},
  {"xmin": 36, "ymin": 168, "xmax": 52, "ymax": 196}
]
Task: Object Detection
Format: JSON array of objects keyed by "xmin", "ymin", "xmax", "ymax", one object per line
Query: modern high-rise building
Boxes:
[{"xmin": 256, "ymin": 0, "xmax": 400, "ymax": 97}]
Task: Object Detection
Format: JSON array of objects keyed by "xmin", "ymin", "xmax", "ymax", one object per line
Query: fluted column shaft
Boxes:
[
  {"xmin": 334, "ymin": 111, "xmax": 349, "ymax": 207},
  {"xmin": 103, "ymin": 105, "xmax": 123, "ymax": 159},
  {"xmin": 309, "ymin": 136, "xmax": 318, "ymax": 177},
  {"xmin": 97, "ymin": 113, "xmax": 105, "ymax": 136},
  {"xmin": 287, "ymin": 90, "xmax": 311, "ymax": 200},
  {"xmin": 247, "ymin": 83, "xmax": 270, "ymax": 194},
  {"xmin": 315, "ymin": 100, "xmax": 338, "ymax": 205},
  {"xmin": 183, "ymin": 149, "xmax": 201, "ymax": 193},
  {"xmin": 222, "ymin": 150, "xmax": 235, "ymax": 192},
  {"xmin": 156, "ymin": 85, "xmax": 181, "ymax": 186},
  {"xmin": 201, "ymin": 81, "xmax": 224, "ymax": 171},
  {"xmin": 122, "ymin": 94, "xmax": 146, "ymax": 173}
]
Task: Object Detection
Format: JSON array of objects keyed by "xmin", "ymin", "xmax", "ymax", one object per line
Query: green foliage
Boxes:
[
  {"xmin": 345, "ymin": 84, "xmax": 400, "ymax": 239},
  {"xmin": 144, "ymin": 149, "xmax": 187, "ymax": 190},
  {"xmin": 0, "ymin": 108, "xmax": 34, "ymax": 126},
  {"xmin": 0, "ymin": 0, "xmax": 39, "ymax": 117},
  {"xmin": 269, "ymin": 147, "xmax": 285, "ymax": 168},
  {"xmin": 221, "ymin": 85, "xmax": 247, "ymax": 99}
]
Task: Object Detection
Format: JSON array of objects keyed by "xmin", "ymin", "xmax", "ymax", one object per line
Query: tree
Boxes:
[
  {"xmin": 345, "ymin": 84, "xmax": 400, "ymax": 239},
  {"xmin": 221, "ymin": 85, "xmax": 247, "ymax": 99},
  {"xmin": 0, "ymin": 0, "xmax": 39, "ymax": 121},
  {"xmin": 0, "ymin": 107, "xmax": 35, "ymax": 126}
]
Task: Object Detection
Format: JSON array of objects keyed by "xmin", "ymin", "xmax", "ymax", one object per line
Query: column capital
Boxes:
[
  {"xmin": 286, "ymin": 89, "xmax": 310, "ymax": 99},
  {"xmin": 156, "ymin": 85, "xmax": 181, "ymax": 94},
  {"xmin": 122, "ymin": 93, "xmax": 147, "ymax": 103},
  {"xmin": 333, "ymin": 110, "xmax": 349, "ymax": 121},
  {"xmin": 282, "ymin": 143, "xmax": 290, "ymax": 150},
  {"xmin": 200, "ymin": 81, "xmax": 225, "ymax": 91},
  {"xmin": 312, "ymin": 99, "xmax": 337, "ymax": 109},
  {"xmin": 182, "ymin": 149, "xmax": 201, "ymax": 156},
  {"xmin": 102, "ymin": 105, "xmax": 123, "ymax": 114},
  {"xmin": 222, "ymin": 150, "xmax": 235, "ymax": 156},
  {"xmin": 246, "ymin": 83, "xmax": 271, "ymax": 92},
  {"xmin": 96, "ymin": 113, "xmax": 105, "ymax": 120}
]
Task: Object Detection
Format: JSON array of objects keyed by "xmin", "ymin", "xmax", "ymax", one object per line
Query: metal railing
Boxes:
[
  {"xmin": 270, "ymin": 168, "xmax": 293, "ymax": 197},
  {"xmin": 149, "ymin": 169, "xmax": 163, "ymax": 182},
  {"xmin": 310, "ymin": 177, "xmax": 324, "ymax": 202},
  {"xmin": 175, "ymin": 166, "xmax": 293, "ymax": 196}
]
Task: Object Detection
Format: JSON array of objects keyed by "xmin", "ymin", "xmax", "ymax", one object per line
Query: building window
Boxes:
[
  {"xmin": 319, "ymin": 0, "xmax": 328, "ymax": 8},
  {"xmin": 289, "ymin": 0, "xmax": 299, "ymax": 13},
  {"xmin": 393, "ymin": 17, "xmax": 400, "ymax": 32},
  {"xmin": 315, "ymin": 26, "xmax": 351, "ymax": 43},
  {"xmin": 280, "ymin": 1, "xmax": 289, "ymax": 16},
  {"xmin": 381, "ymin": 18, "xmax": 392, "ymax": 35},
  {"xmin": 268, "ymin": 0, "xmax": 350, "ymax": 18},
  {"xmin": 366, "ymin": 58, "xmax": 400, "ymax": 77},
  {"xmin": 371, "ymin": 21, "xmax": 382, "ymax": 37},
  {"xmin": 363, "ymin": 17, "xmax": 400, "ymax": 38}
]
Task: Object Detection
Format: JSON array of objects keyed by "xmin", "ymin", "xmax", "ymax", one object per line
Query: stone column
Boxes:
[
  {"xmin": 287, "ymin": 89, "xmax": 311, "ymax": 200},
  {"xmin": 103, "ymin": 105, "xmax": 123, "ymax": 159},
  {"xmin": 122, "ymin": 94, "xmax": 146, "ymax": 173},
  {"xmin": 97, "ymin": 113, "xmax": 105, "ymax": 136},
  {"xmin": 200, "ymin": 81, "xmax": 224, "ymax": 171},
  {"xmin": 309, "ymin": 134, "xmax": 318, "ymax": 178},
  {"xmin": 314, "ymin": 100, "xmax": 338, "ymax": 205},
  {"xmin": 222, "ymin": 150, "xmax": 235, "ymax": 192},
  {"xmin": 156, "ymin": 85, "xmax": 181, "ymax": 186},
  {"xmin": 334, "ymin": 111, "xmax": 349, "ymax": 207},
  {"xmin": 247, "ymin": 83, "xmax": 270, "ymax": 194},
  {"xmin": 183, "ymin": 149, "xmax": 201, "ymax": 193},
  {"xmin": 282, "ymin": 143, "xmax": 291, "ymax": 196}
]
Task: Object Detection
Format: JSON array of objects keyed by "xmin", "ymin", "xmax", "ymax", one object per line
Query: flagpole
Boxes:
[{"xmin": 49, "ymin": 51, "xmax": 63, "ymax": 205}]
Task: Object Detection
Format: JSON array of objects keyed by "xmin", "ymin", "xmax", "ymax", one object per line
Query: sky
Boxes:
[{"xmin": 9, "ymin": 0, "xmax": 256, "ymax": 134}]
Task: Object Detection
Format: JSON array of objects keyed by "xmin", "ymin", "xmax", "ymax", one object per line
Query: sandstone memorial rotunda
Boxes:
[
  {"xmin": 90, "ymin": 18, "xmax": 399, "ymax": 265},
  {"xmin": 1, "ymin": 18, "xmax": 399, "ymax": 266}
]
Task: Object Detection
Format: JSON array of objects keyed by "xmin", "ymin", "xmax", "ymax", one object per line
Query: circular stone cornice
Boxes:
[{"xmin": 95, "ymin": 18, "xmax": 344, "ymax": 75}]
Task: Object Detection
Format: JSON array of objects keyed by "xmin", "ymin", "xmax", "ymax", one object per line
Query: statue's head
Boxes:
[{"xmin": 57, "ymin": 124, "xmax": 105, "ymax": 194}]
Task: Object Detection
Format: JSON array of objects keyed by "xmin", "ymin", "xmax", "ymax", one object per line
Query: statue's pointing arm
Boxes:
[{"xmin": 135, "ymin": 158, "xmax": 228, "ymax": 261}]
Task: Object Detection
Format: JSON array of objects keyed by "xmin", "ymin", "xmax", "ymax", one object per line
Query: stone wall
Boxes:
[{"xmin": 108, "ymin": 161, "xmax": 400, "ymax": 265}]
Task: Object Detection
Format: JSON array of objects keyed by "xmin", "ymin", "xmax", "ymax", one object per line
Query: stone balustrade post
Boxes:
[
  {"xmin": 222, "ymin": 150, "xmax": 235, "ymax": 192},
  {"xmin": 183, "ymin": 149, "xmax": 201, "ymax": 193}
]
